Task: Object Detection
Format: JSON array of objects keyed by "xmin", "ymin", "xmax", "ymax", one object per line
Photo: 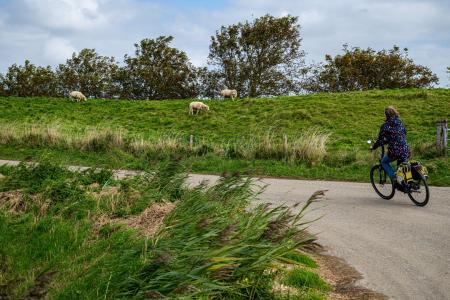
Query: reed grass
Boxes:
[{"xmin": 0, "ymin": 158, "xmax": 328, "ymax": 299}]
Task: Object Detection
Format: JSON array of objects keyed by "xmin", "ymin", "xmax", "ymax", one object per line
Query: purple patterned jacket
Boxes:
[{"xmin": 373, "ymin": 116, "xmax": 410, "ymax": 161}]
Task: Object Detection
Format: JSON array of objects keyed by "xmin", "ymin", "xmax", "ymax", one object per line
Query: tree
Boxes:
[
  {"xmin": 0, "ymin": 60, "xmax": 58, "ymax": 97},
  {"xmin": 120, "ymin": 36, "xmax": 199, "ymax": 100},
  {"xmin": 195, "ymin": 68, "xmax": 223, "ymax": 99},
  {"xmin": 0, "ymin": 73, "xmax": 8, "ymax": 97},
  {"xmin": 208, "ymin": 15, "xmax": 305, "ymax": 98},
  {"xmin": 56, "ymin": 49, "xmax": 118, "ymax": 98},
  {"xmin": 305, "ymin": 45, "xmax": 439, "ymax": 92},
  {"xmin": 447, "ymin": 67, "xmax": 450, "ymax": 86}
]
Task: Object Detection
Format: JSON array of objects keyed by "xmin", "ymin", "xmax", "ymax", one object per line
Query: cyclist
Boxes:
[{"xmin": 371, "ymin": 106, "xmax": 410, "ymax": 188}]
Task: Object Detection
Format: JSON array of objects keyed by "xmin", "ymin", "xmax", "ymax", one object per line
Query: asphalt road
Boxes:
[
  {"xmin": 188, "ymin": 174, "xmax": 450, "ymax": 300},
  {"xmin": 1, "ymin": 160, "xmax": 449, "ymax": 299}
]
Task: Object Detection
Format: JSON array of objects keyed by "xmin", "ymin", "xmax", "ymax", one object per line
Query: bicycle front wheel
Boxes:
[
  {"xmin": 407, "ymin": 174, "xmax": 430, "ymax": 207},
  {"xmin": 370, "ymin": 164, "xmax": 395, "ymax": 199}
]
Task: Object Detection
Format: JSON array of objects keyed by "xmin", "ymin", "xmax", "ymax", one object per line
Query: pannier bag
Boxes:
[
  {"xmin": 409, "ymin": 160, "xmax": 428, "ymax": 180},
  {"xmin": 396, "ymin": 162, "xmax": 413, "ymax": 184}
]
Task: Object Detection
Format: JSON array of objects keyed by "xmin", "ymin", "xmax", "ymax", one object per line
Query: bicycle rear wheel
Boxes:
[
  {"xmin": 407, "ymin": 174, "xmax": 430, "ymax": 207},
  {"xmin": 370, "ymin": 164, "xmax": 395, "ymax": 199}
]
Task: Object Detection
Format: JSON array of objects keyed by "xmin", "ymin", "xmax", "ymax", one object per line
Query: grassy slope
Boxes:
[{"xmin": 0, "ymin": 88, "xmax": 449, "ymax": 185}]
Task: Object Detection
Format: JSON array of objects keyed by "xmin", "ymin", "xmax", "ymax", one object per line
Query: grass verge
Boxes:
[{"xmin": 0, "ymin": 158, "xmax": 328, "ymax": 299}]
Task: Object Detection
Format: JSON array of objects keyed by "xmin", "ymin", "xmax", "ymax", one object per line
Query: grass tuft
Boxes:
[
  {"xmin": 283, "ymin": 268, "xmax": 330, "ymax": 292},
  {"xmin": 282, "ymin": 251, "xmax": 318, "ymax": 268}
]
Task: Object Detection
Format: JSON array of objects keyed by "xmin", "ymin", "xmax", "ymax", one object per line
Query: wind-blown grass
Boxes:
[{"xmin": 0, "ymin": 159, "xmax": 327, "ymax": 299}]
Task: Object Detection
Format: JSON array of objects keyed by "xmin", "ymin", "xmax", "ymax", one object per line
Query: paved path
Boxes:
[
  {"xmin": 188, "ymin": 175, "xmax": 450, "ymax": 300},
  {"xmin": 1, "ymin": 160, "xmax": 449, "ymax": 299}
]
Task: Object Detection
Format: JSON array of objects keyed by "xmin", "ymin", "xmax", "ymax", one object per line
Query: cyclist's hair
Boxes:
[{"xmin": 385, "ymin": 106, "xmax": 399, "ymax": 120}]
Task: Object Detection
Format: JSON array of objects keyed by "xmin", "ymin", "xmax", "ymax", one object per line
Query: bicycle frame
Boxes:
[{"xmin": 377, "ymin": 145, "xmax": 387, "ymax": 184}]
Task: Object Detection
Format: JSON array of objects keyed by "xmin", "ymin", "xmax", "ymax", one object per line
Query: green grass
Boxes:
[
  {"xmin": 282, "ymin": 268, "xmax": 330, "ymax": 295},
  {"xmin": 0, "ymin": 159, "xmax": 326, "ymax": 299},
  {"xmin": 0, "ymin": 88, "xmax": 449, "ymax": 185},
  {"xmin": 281, "ymin": 251, "xmax": 318, "ymax": 268}
]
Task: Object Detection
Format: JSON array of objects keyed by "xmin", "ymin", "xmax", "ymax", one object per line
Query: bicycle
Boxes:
[{"xmin": 368, "ymin": 140, "xmax": 430, "ymax": 206}]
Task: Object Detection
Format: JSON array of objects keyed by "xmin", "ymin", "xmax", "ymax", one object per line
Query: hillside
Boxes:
[{"xmin": 0, "ymin": 88, "xmax": 449, "ymax": 185}]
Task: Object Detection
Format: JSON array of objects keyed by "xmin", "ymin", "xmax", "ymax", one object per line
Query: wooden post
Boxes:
[
  {"xmin": 436, "ymin": 119, "xmax": 448, "ymax": 155},
  {"xmin": 283, "ymin": 134, "xmax": 288, "ymax": 155},
  {"xmin": 189, "ymin": 135, "xmax": 194, "ymax": 150}
]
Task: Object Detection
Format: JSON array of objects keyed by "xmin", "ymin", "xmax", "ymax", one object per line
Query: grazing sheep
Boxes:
[
  {"xmin": 220, "ymin": 89, "xmax": 238, "ymax": 99},
  {"xmin": 189, "ymin": 101, "xmax": 209, "ymax": 115},
  {"xmin": 69, "ymin": 91, "xmax": 87, "ymax": 102}
]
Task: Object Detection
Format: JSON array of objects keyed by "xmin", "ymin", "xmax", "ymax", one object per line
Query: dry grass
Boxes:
[
  {"xmin": 119, "ymin": 202, "xmax": 176, "ymax": 237},
  {"xmin": 0, "ymin": 190, "xmax": 26, "ymax": 213},
  {"xmin": 289, "ymin": 130, "xmax": 330, "ymax": 163},
  {"xmin": 0, "ymin": 190, "xmax": 52, "ymax": 216},
  {"xmin": 0, "ymin": 123, "xmax": 330, "ymax": 163}
]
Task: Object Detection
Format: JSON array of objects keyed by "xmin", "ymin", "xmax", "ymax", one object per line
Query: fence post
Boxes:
[
  {"xmin": 189, "ymin": 135, "xmax": 194, "ymax": 150},
  {"xmin": 436, "ymin": 119, "xmax": 448, "ymax": 155},
  {"xmin": 283, "ymin": 134, "xmax": 288, "ymax": 155}
]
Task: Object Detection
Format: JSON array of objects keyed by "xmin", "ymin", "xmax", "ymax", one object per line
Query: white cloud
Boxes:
[
  {"xmin": 0, "ymin": 0, "xmax": 449, "ymax": 85},
  {"xmin": 44, "ymin": 38, "xmax": 76, "ymax": 63},
  {"xmin": 24, "ymin": 0, "xmax": 108, "ymax": 30}
]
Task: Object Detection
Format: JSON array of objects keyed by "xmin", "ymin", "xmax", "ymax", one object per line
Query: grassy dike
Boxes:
[
  {"xmin": 0, "ymin": 88, "xmax": 449, "ymax": 185},
  {"xmin": 0, "ymin": 160, "xmax": 329, "ymax": 299}
]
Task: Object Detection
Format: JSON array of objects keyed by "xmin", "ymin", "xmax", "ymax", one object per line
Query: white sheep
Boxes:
[
  {"xmin": 189, "ymin": 101, "xmax": 210, "ymax": 115},
  {"xmin": 69, "ymin": 91, "xmax": 87, "ymax": 102},
  {"xmin": 220, "ymin": 89, "xmax": 237, "ymax": 99}
]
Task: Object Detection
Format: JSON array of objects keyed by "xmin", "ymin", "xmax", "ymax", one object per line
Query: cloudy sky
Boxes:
[{"xmin": 0, "ymin": 0, "xmax": 449, "ymax": 86}]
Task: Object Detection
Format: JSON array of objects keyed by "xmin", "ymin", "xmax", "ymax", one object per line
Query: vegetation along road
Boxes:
[{"xmin": 2, "ymin": 159, "xmax": 448, "ymax": 299}]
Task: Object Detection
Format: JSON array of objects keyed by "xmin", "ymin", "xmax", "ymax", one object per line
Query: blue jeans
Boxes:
[{"xmin": 381, "ymin": 155, "xmax": 396, "ymax": 179}]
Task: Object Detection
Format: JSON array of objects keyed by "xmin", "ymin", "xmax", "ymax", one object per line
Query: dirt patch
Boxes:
[
  {"xmin": 119, "ymin": 202, "xmax": 176, "ymax": 237},
  {"xmin": 313, "ymin": 254, "xmax": 388, "ymax": 300}
]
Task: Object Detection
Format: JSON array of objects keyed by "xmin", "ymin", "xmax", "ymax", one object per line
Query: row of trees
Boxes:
[
  {"xmin": 0, "ymin": 15, "xmax": 441, "ymax": 100},
  {"xmin": 0, "ymin": 37, "xmax": 200, "ymax": 99}
]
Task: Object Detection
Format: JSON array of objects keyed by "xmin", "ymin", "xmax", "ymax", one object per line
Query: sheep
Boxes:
[
  {"xmin": 189, "ymin": 101, "xmax": 209, "ymax": 115},
  {"xmin": 69, "ymin": 91, "xmax": 87, "ymax": 102},
  {"xmin": 220, "ymin": 89, "xmax": 237, "ymax": 100}
]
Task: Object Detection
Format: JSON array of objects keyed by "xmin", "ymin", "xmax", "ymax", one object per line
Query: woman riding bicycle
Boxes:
[{"xmin": 371, "ymin": 106, "xmax": 410, "ymax": 185}]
